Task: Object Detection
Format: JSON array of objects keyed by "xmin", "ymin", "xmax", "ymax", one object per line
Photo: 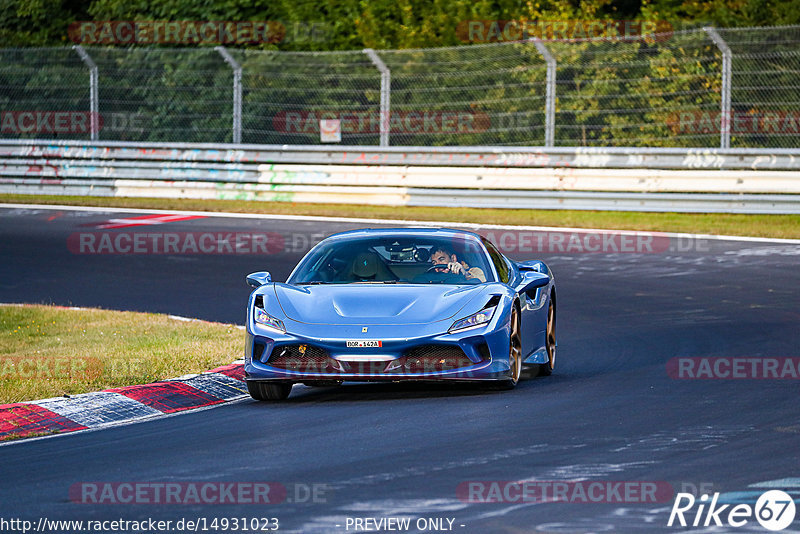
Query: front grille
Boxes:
[
  {"xmin": 401, "ymin": 345, "xmax": 475, "ymax": 373},
  {"xmin": 268, "ymin": 344, "xmax": 338, "ymax": 372}
]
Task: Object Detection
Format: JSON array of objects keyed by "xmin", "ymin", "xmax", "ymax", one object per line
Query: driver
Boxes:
[{"xmin": 430, "ymin": 247, "xmax": 486, "ymax": 283}]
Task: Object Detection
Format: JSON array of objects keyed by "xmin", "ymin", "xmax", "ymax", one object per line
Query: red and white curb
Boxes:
[
  {"xmin": 0, "ymin": 362, "xmax": 247, "ymax": 443},
  {"xmin": 0, "ymin": 304, "xmax": 249, "ymax": 443},
  {"xmin": 90, "ymin": 213, "xmax": 207, "ymax": 229}
]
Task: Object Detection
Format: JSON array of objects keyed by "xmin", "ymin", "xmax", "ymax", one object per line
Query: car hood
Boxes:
[{"xmin": 274, "ymin": 283, "xmax": 488, "ymax": 325}]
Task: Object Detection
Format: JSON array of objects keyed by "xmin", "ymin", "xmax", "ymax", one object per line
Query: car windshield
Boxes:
[{"xmin": 288, "ymin": 235, "xmax": 493, "ymax": 285}]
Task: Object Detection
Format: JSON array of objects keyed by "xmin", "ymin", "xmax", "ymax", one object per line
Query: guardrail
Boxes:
[
  {"xmin": 2, "ymin": 140, "xmax": 800, "ymax": 213},
  {"xmin": 4, "ymin": 139, "xmax": 800, "ymax": 169}
]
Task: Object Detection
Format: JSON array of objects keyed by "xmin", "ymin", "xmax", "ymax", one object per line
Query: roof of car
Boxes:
[{"xmin": 325, "ymin": 227, "xmax": 483, "ymax": 241}]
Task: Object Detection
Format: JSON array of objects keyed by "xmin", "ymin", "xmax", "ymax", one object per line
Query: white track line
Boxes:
[{"xmin": 2, "ymin": 202, "xmax": 800, "ymax": 244}]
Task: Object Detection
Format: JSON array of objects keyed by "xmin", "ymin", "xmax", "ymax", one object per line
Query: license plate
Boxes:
[{"xmin": 346, "ymin": 340, "xmax": 383, "ymax": 348}]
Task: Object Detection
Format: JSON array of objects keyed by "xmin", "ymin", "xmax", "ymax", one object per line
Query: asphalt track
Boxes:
[{"xmin": 1, "ymin": 205, "xmax": 799, "ymax": 533}]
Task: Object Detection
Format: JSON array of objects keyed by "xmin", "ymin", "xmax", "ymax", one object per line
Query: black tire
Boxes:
[
  {"xmin": 540, "ymin": 298, "xmax": 556, "ymax": 377},
  {"xmin": 488, "ymin": 305, "xmax": 523, "ymax": 391},
  {"xmin": 504, "ymin": 305, "xmax": 523, "ymax": 388},
  {"xmin": 247, "ymin": 381, "xmax": 293, "ymax": 401}
]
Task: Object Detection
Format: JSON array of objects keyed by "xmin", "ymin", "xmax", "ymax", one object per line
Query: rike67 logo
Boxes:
[{"xmin": 668, "ymin": 490, "xmax": 796, "ymax": 531}]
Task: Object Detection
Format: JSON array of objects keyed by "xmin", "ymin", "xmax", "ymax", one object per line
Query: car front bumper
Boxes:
[{"xmin": 244, "ymin": 318, "xmax": 513, "ymax": 383}]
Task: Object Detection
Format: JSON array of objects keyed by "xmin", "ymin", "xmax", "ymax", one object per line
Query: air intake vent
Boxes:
[
  {"xmin": 402, "ymin": 345, "xmax": 474, "ymax": 372},
  {"xmin": 253, "ymin": 341, "xmax": 266, "ymax": 362},
  {"xmin": 268, "ymin": 344, "xmax": 337, "ymax": 372}
]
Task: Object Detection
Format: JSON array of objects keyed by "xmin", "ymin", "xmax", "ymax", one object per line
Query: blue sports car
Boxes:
[{"xmin": 244, "ymin": 228, "xmax": 556, "ymax": 400}]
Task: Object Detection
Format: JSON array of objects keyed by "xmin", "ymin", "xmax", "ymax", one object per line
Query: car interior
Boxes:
[{"xmin": 293, "ymin": 239, "xmax": 488, "ymax": 284}]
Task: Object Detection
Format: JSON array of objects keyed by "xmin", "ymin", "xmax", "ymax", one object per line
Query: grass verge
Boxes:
[
  {"xmin": 1, "ymin": 194, "xmax": 799, "ymax": 239},
  {"xmin": 1, "ymin": 430, "xmax": 59, "ymax": 441},
  {"xmin": 0, "ymin": 304, "xmax": 241, "ymax": 404}
]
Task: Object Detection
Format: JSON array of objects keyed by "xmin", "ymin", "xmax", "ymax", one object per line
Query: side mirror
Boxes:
[
  {"xmin": 520, "ymin": 270, "xmax": 550, "ymax": 290},
  {"xmin": 246, "ymin": 271, "xmax": 272, "ymax": 288}
]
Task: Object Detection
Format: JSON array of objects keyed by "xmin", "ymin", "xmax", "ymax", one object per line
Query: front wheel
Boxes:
[
  {"xmin": 247, "ymin": 381, "xmax": 293, "ymax": 401},
  {"xmin": 504, "ymin": 305, "xmax": 523, "ymax": 388}
]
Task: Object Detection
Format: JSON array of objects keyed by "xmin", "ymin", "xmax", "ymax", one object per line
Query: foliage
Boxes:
[
  {"xmin": 0, "ymin": 0, "xmax": 786, "ymax": 51},
  {"xmin": 1, "ymin": 1, "xmax": 797, "ymax": 147}
]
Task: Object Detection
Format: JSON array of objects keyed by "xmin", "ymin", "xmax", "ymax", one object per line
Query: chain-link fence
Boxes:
[{"xmin": 1, "ymin": 25, "xmax": 799, "ymax": 148}]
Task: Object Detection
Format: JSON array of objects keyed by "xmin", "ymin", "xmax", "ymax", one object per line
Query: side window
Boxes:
[{"xmin": 481, "ymin": 238, "xmax": 509, "ymax": 284}]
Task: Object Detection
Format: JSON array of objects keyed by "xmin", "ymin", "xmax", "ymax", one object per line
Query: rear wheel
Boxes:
[
  {"xmin": 247, "ymin": 381, "xmax": 293, "ymax": 401},
  {"xmin": 539, "ymin": 298, "xmax": 556, "ymax": 376}
]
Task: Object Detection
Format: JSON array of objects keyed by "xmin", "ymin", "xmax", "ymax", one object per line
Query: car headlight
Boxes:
[
  {"xmin": 449, "ymin": 306, "xmax": 496, "ymax": 333},
  {"xmin": 254, "ymin": 307, "xmax": 286, "ymax": 333}
]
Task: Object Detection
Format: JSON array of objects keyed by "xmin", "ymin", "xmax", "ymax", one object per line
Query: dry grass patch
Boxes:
[{"xmin": 0, "ymin": 304, "xmax": 242, "ymax": 403}]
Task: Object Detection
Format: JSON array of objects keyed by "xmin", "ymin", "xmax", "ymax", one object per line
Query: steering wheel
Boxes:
[{"xmin": 426, "ymin": 263, "xmax": 452, "ymax": 273}]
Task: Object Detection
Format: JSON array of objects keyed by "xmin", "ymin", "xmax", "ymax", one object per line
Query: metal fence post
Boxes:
[
  {"xmin": 364, "ymin": 48, "xmax": 391, "ymax": 147},
  {"xmin": 72, "ymin": 45, "xmax": 98, "ymax": 141},
  {"xmin": 532, "ymin": 39, "xmax": 557, "ymax": 147},
  {"xmin": 215, "ymin": 46, "xmax": 242, "ymax": 144},
  {"xmin": 704, "ymin": 27, "xmax": 732, "ymax": 149}
]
